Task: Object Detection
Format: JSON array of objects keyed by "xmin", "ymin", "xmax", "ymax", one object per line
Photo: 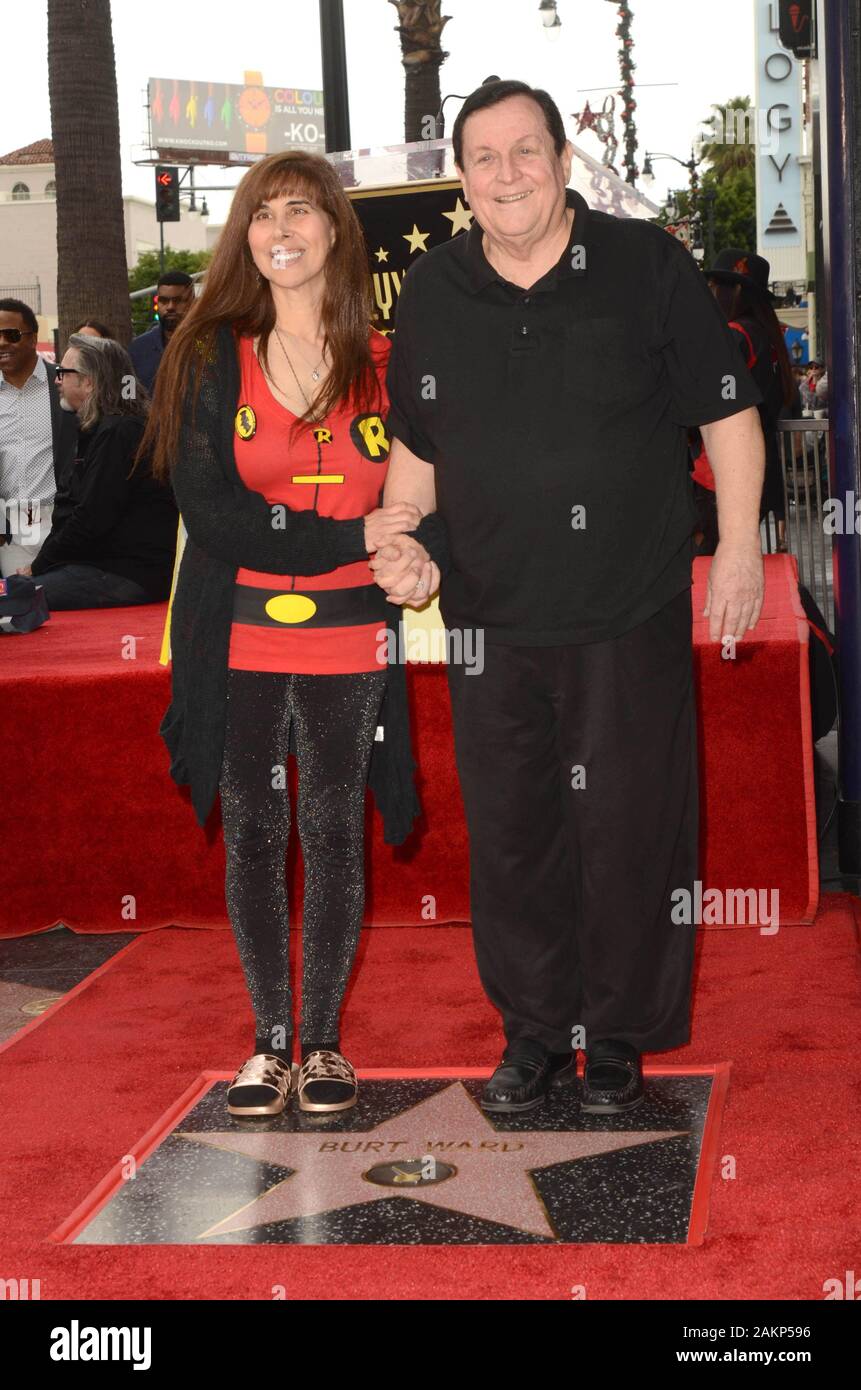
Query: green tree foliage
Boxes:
[
  {"xmin": 128, "ymin": 247, "xmax": 212, "ymax": 336},
  {"xmin": 654, "ymin": 95, "xmax": 756, "ymax": 258},
  {"xmin": 657, "ymin": 170, "xmax": 756, "ymax": 256}
]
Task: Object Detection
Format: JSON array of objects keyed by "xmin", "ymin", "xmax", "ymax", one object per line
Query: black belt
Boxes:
[{"xmin": 232, "ymin": 581, "xmax": 393, "ymax": 629}]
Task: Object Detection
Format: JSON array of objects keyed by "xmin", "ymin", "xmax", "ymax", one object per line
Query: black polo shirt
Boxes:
[{"xmin": 385, "ymin": 186, "xmax": 763, "ymax": 644}]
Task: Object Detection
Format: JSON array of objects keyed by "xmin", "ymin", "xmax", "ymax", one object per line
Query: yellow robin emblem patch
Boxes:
[{"xmin": 234, "ymin": 404, "xmax": 257, "ymax": 439}]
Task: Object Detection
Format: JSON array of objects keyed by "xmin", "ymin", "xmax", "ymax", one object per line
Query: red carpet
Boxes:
[
  {"xmin": 1, "ymin": 555, "xmax": 817, "ymax": 936},
  {"xmin": 0, "ymin": 896, "xmax": 858, "ymax": 1298}
]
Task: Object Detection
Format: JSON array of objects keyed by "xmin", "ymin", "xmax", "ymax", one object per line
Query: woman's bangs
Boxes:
[{"xmin": 255, "ymin": 170, "xmax": 321, "ymax": 213}]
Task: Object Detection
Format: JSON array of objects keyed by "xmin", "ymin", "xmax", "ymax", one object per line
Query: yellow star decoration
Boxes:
[
  {"xmin": 403, "ymin": 224, "xmax": 431, "ymax": 254},
  {"xmin": 442, "ymin": 197, "xmax": 473, "ymax": 236},
  {"xmin": 374, "ymin": 247, "xmax": 389, "ymax": 263}
]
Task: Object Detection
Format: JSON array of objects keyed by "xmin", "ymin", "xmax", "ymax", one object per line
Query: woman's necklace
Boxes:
[
  {"xmin": 274, "ymin": 324, "xmax": 327, "ymax": 382},
  {"xmin": 257, "ymin": 328, "xmax": 322, "ymax": 419}
]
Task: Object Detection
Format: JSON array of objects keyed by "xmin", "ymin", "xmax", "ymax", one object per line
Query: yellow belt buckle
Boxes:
[{"xmin": 264, "ymin": 593, "xmax": 318, "ymax": 624}]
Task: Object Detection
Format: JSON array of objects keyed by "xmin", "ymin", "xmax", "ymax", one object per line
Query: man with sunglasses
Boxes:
[{"xmin": 0, "ymin": 298, "xmax": 77, "ymax": 578}]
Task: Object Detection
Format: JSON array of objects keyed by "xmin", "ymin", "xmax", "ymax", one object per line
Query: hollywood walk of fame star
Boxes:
[{"xmin": 179, "ymin": 1083, "xmax": 685, "ymax": 1241}]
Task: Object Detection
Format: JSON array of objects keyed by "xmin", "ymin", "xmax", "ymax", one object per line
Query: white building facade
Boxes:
[{"xmin": 0, "ymin": 140, "xmax": 222, "ymax": 349}]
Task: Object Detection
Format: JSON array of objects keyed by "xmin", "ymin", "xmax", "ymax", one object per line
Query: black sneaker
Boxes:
[{"xmin": 480, "ymin": 1039, "xmax": 575, "ymax": 1113}]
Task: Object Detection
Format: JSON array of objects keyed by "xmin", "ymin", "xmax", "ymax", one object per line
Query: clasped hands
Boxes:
[{"xmin": 363, "ymin": 503, "xmax": 440, "ymax": 607}]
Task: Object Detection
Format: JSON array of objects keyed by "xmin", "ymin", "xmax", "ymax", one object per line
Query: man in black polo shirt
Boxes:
[{"xmin": 374, "ymin": 80, "xmax": 765, "ymax": 1114}]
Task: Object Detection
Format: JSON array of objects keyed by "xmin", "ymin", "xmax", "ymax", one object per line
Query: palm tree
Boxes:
[
  {"xmin": 698, "ymin": 96, "xmax": 757, "ymax": 179},
  {"xmin": 388, "ymin": 1, "xmax": 451, "ymax": 142},
  {"xmin": 47, "ymin": 0, "xmax": 131, "ymax": 347}
]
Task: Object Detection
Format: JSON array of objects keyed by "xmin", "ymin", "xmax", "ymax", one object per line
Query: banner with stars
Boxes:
[{"xmin": 346, "ymin": 178, "xmax": 473, "ymax": 336}]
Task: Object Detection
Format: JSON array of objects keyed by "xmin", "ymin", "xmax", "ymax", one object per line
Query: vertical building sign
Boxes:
[{"xmin": 755, "ymin": 0, "xmax": 804, "ymax": 281}]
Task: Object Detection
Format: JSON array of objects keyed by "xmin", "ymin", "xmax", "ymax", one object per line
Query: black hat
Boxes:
[
  {"xmin": 0, "ymin": 573, "xmax": 49, "ymax": 633},
  {"xmin": 703, "ymin": 248, "xmax": 778, "ymax": 302}
]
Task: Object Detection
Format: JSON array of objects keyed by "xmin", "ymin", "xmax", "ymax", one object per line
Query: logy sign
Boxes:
[{"xmin": 754, "ymin": 1, "xmax": 804, "ymax": 274}]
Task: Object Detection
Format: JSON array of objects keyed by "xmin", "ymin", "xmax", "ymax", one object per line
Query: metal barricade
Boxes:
[{"xmin": 765, "ymin": 418, "xmax": 833, "ymax": 629}]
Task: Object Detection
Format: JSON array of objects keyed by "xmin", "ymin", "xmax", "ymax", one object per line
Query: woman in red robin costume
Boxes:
[{"xmin": 137, "ymin": 152, "xmax": 449, "ymax": 1119}]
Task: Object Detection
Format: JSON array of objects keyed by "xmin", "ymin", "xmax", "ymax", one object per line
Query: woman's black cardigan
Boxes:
[{"xmin": 160, "ymin": 322, "xmax": 450, "ymax": 843}]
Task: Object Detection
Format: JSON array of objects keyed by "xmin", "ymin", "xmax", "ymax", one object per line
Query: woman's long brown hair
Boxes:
[{"xmin": 138, "ymin": 151, "xmax": 381, "ymax": 483}]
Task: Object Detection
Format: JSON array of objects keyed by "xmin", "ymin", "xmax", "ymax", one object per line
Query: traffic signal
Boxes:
[
  {"xmin": 779, "ymin": 0, "xmax": 815, "ymax": 57},
  {"xmin": 155, "ymin": 165, "xmax": 180, "ymax": 222}
]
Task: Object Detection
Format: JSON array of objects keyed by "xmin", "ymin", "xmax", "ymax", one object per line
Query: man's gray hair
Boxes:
[{"xmin": 68, "ymin": 334, "xmax": 149, "ymax": 431}]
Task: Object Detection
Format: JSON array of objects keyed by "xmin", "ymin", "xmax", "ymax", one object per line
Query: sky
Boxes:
[{"xmin": 1, "ymin": 0, "xmax": 756, "ymax": 225}]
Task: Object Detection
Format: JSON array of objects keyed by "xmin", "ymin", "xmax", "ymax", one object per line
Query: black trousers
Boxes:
[
  {"xmin": 219, "ymin": 667, "xmax": 387, "ymax": 1057},
  {"xmin": 445, "ymin": 588, "xmax": 698, "ymax": 1056},
  {"xmin": 33, "ymin": 563, "xmax": 153, "ymax": 609}
]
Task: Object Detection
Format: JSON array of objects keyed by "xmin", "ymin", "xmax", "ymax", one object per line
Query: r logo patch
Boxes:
[{"xmin": 350, "ymin": 413, "xmax": 390, "ymax": 462}]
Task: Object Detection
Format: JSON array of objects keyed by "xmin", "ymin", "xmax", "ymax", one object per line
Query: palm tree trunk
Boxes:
[
  {"xmin": 388, "ymin": 1, "xmax": 451, "ymax": 143},
  {"xmin": 48, "ymin": 0, "xmax": 131, "ymax": 348}
]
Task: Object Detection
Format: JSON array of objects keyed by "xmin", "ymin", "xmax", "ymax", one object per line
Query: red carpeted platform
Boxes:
[
  {"xmin": 1, "ymin": 554, "xmax": 817, "ymax": 936},
  {"xmin": 0, "ymin": 897, "xmax": 858, "ymax": 1298}
]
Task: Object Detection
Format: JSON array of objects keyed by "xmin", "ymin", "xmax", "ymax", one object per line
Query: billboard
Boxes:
[{"xmin": 148, "ymin": 72, "xmax": 325, "ymax": 163}]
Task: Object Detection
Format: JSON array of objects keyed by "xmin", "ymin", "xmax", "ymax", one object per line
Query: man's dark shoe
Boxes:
[
  {"xmin": 480, "ymin": 1039, "xmax": 576, "ymax": 1113},
  {"xmin": 580, "ymin": 1038, "xmax": 644, "ymax": 1113}
]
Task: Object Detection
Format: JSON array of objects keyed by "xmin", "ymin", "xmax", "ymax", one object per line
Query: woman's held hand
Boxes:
[{"xmin": 363, "ymin": 502, "xmax": 422, "ymax": 553}]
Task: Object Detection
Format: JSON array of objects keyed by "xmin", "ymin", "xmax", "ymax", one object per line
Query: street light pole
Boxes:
[
  {"xmin": 703, "ymin": 186, "xmax": 717, "ymax": 267},
  {"xmin": 643, "ymin": 149, "xmax": 702, "ymax": 218}
]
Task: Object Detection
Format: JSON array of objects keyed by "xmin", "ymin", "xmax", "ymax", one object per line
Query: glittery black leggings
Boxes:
[{"xmin": 219, "ymin": 667, "xmax": 387, "ymax": 1059}]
